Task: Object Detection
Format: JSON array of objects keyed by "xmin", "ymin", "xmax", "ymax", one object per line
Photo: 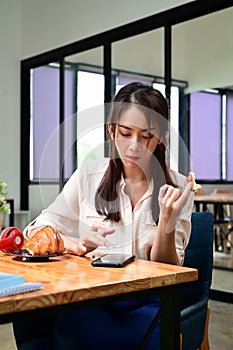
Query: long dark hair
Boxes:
[{"xmin": 95, "ymin": 82, "xmax": 176, "ymax": 223}]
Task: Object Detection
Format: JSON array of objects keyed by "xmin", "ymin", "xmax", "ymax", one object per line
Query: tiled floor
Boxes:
[
  {"xmin": 209, "ymin": 298, "xmax": 233, "ymax": 350},
  {"xmin": 209, "ymin": 252, "xmax": 233, "ymax": 349},
  {"xmin": 0, "ymin": 323, "xmax": 17, "ymax": 350},
  {"xmin": 214, "ymin": 250, "xmax": 233, "ymax": 272},
  {"xmin": 212, "ymin": 265, "xmax": 233, "ymax": 293}
]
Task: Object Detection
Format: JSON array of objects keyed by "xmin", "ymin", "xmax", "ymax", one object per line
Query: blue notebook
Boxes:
[
  {"xmin": 0, "ymin": 273, "xmax": 25, "ymax": 289},
  {"xmin": 0, "ymin": 273, "xmax": 43, "ymax": 297}
]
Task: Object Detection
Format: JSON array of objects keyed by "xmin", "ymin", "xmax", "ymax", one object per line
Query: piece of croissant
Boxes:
[
  {"xmin": 24, "ymin": 226, "xmax": 65, "ymax": 255},
  {"xmin": 185, "ymin": 172, "xmax": 202, "ymax": 193}
]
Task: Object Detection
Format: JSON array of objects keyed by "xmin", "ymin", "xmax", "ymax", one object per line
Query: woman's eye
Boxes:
[
  {"xmin": 141, "ymin": 134, "xmax": 151, "ymax": 140},
  {"xmin": 120, "ymin": 131, "xmax": 130, "ymax": 137}
]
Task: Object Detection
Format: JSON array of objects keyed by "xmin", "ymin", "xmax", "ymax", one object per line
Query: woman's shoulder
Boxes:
[
  {"xmin": 79, "ymin": 158, "xmax": 110, "ymax": 176},
  {"xmin": 63, "ymin": 159, "xmax": 110, "ymax": 197},
  {"xmin": 64, "ymin": 159, "xmax": 110, "ymax": 188}
]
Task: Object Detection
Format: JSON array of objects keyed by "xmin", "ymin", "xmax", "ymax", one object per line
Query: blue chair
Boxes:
[{"xmin": 180, "ymin": 211, "xmax": 214, "ymax": 350}]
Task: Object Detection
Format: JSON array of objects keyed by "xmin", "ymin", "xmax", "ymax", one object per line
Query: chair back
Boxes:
[{"xmin": 181, "ymin": 211, "xmax": 214, "ymax": 309}]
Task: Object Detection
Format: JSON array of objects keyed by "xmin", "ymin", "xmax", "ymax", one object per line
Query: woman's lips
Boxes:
[{"xmin": 126, "ymin": 155, "xmax": 140, "ymax": 162}]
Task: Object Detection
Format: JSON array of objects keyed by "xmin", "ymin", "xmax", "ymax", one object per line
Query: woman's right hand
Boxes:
[
  {"xmin": 63, "ymin": 222, "xmax": 115, "ymax": 256},
  {"xmin": 158, "ymin": 182, "xmax": 192, "ymax": 233}
]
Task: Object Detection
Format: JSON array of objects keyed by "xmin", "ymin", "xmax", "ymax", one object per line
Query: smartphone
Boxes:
[{"xmin": 91, "ymin": 253, "xmax": 136, "ymax": 268}]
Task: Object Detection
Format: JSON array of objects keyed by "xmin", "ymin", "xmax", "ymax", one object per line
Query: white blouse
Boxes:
[{"xmin": 25, "ymin": 159, "xmax": 194, "ymax": 265}]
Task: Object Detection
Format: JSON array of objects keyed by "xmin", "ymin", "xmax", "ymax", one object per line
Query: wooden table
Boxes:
[
  {"xmin": 194, "ymin": 194, "xmax": 233, "ymax": 212},
  {"xmin": 0, "ymin": 253, "xmax": 197, "ymax": 349}
]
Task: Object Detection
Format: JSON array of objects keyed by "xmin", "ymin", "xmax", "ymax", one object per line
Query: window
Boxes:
[
  {"xmin": 190, "ymin": 90, "xmax": 233, "ymax": 181},
  {"xmin": 77, "ymin": 71, "xmax": 105, "ymax": 167},
  {"xmin": 30, "ymin": 65, "xmax": 186, "ymax": 183},
  {"xmin": 30, "ymin": 66, "xmax": 105, "ymax": 182},
  {"xmin": 153, "ymin": 83, "xmax": 180, "ymax": 172},
  {"xmin": 226, "ymin": 92, "xmax": 233, "ymax": 180},
  {"xmin": 30, "ymin": 65, "xmax": 60, "ymax": 182}
]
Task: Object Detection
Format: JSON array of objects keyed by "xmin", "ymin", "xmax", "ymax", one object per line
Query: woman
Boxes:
[{"xmin": 13, "ymin": 82, "xmax": 193, "ymax": 349}]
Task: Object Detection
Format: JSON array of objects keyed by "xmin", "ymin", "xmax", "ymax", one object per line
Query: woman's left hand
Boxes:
[
  {"xmin": 61, "ymin": 235, "xmax": 88, "ymax": 255},
  {"xmin": 62, "ymin": 222, "xmax": 115, "ymax": 256}
]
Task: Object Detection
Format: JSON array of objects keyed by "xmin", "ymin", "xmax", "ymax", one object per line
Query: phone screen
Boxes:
[{"xmin": 91, "ymin": 254, "xmax": 135, "ymax": 267}]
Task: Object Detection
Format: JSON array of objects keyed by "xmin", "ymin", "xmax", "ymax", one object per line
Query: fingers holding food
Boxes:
[{"xmin": 184, "ymin": 172, "xmax": 202, "ymax": 193}]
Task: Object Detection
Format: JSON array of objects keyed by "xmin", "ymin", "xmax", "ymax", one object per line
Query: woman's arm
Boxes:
[
  {"xmin": 24, "ymin": 162, "xmax": 115, "ymax": 255},
  {"xmin": 150, "ymin": 182, "xmax": 193, "ymax": 265}
]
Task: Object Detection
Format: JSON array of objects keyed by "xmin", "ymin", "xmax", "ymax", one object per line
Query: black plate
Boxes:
[{"xmin": 7, "ymin": 249, "xmax": 65, "ymax": 261}]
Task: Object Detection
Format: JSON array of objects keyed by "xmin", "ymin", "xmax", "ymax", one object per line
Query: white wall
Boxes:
[
  {"xmin": 20, "ymin": 0, "xmax": 192, "ymax": 59},
  {"xmin": 0, "ymin": 0, "xmax": 233, "ymax": 221},
  {"xmin": 0, "ymin": 0, "xmax": 21, "ymax": 209},
  {"xmin": 173, "ymin": 8, "xmax": 233, "ymax": 93},
  {"xmin": 74, "ymin": 7, "xmax": 233, "ymax": 92}
]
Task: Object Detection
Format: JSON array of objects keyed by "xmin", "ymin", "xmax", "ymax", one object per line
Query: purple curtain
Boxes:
[
  {"xmin": 190, "ymin": 91, "xmax": 221, "ymax": 180},
  {"xmin": 226, "ymin": 92, "xmax": 233, "ymax": 181},
  {"xmin": 32, "ymin": 65, "xmax": 76, "ymax": 181}
]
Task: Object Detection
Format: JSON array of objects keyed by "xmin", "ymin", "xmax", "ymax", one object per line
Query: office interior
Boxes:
[{"xmin": 0, "ymin": 0, "xmax": 233, "ymax": 348}]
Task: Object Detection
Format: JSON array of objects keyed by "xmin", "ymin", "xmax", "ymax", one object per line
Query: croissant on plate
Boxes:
[{"xmin": 24, "ymin": 226, "xmax": 65, "ymax": 255}]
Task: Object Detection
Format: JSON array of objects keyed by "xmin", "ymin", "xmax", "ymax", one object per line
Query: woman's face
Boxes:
[{"xmin": 109, "ymin": 105, "xmax": 162, "ymax": 171}]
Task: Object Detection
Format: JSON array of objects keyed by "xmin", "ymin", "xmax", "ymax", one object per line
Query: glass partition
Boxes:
[
  {"xmin": 172, "ymin": 7, "xmax": 233, "ymax": 294},
  {"xmin": 112, "ymin": 29, "xmax": 164, "ymax": 78},
  {"xmin": 65, "ymin": 48, "xmax": 105, "ymax": 169}
]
